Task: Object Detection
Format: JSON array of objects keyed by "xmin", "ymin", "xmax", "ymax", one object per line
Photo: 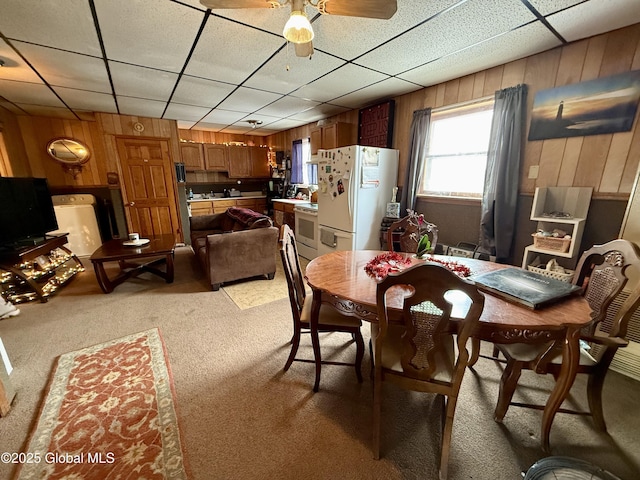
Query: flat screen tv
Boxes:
[{"xmin": 0, "ymin": 177, "xmax": 58, "ymax": 248}]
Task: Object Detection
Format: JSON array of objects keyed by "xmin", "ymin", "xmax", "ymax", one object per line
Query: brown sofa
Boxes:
[{"xmin": 189, "ymin": 207, "xmax": 279, "ymax": 291}]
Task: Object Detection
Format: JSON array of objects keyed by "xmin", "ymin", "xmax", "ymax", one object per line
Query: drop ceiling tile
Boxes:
[
  {"xmin": 191, "ymin": 121, "xmax": 227, "ymax": 132},
  {"xmin": 205, "ymin": 5, "xmax": 292, "ymax": 37},
  {"xmin": 398, "ymin": 22, "xmax": 561, "ymax": 87},
  {"xmin": 331, "ymin": 77, "xmax": 422, "ymax": 109},
  {"xmin": 527, "ymin": 0, "xmax": 585, "ymax": 16},
  {"xmin": 291, "ymin": 63, "xmax": 388, "ymax": 103},
  {"xmin": 171, "ymin": 76, "xmax": 237, "ymax": 108},
  {"xmin": 201, "ymin": 108, "xmax": 250, "ymax": 125},
  {"xmin": 94, "ymin": 0, "xmax": 205, "ymax": 72},
  {"xmin": 163, "ymin": 103, "xmax": 212, "ymax": 122},
  {"xmin": 0, "ymin": 80, "xmax": 66, "ymax": 107},
  {"xmin": 312, "ymin": 0, "xmax": 460, "ymax": 60},
  {"xmin": 254, "ymin": 95, "xmax": 320, "ymax": 118},
  {"xmin": 54, "ymin": 87, "xmax": 118, "ymax": 113},
  {"xmin": 117, "ymin": 96, "xmax": 166, "ymax": 118},
  {"xmin": 289, "ymin": 104, "xmax": 351, "ymax": 122},
  {"xmin": 243, "ymin": 49, "xmax": 345, "ymax": 95},
  {"xmin": 546, "ymin": 0, "xmax": 640, "ymax": 42},
  {"xmin": 109, "ymin": 62, "xmax": 178, "ymax": 102},
  {"xmin": 216, "ymin": 86, "xmax": 283, "ymax": 113},
  {"xmin": 0, "ymin": 99, "xmax": 25, "ymax": 115},
  {"xmin": 185, "ymin": 16, "xmax": 285, "ymax": 84},
  {"xmin": 11, "ymin": 41, "xmax": 111, "ymax": 93},
  {"xmin": 356, "ymin": 0, "xmax": 536, "ymax": 76},
  {"xmin": 177, "ymin": 120, "xmax": 199, "ymax": 129},
  {"xmin": 16, "ymin": 104, "xmax": 79, "ymax": 119},
  {"xmin": 0, "ymin": 40, "xmax": 43, "ymax": 83},
  {"xmin": 0, "ymin": 0, "xmax": 101, "ymax": 56}
]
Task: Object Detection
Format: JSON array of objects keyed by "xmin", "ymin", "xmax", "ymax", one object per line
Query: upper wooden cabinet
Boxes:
[
  {"xmin": 203, "ymin": 144, "xmax": 228, "ymax": 171},
  {"xmin": 180, "ymin": 143, "xmax": 204, "ymax": 171},
  {"xmin": 310, "ymin": 122, "xmax": 354, "ymax": 154},
  {"xmin": 228, "ymin": 145, "xmax": 270, "ymax": 178}
]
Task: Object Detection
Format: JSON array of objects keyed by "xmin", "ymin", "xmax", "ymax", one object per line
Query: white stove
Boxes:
[{"xmin": 293, "ymin": 203, "xmax": 318, "ymax": 260}]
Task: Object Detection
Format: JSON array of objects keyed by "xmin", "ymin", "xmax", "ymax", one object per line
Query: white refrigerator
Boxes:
[{"xmin": 317, "ymin": 145, "xmax": 399, "ymax": 255}]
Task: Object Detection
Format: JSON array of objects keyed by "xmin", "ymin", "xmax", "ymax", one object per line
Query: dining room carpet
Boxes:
[
  {"xmin": 14, "ymin": 328, "xmax": 189, "ymax": 480},
  {"xmin": 222, "ymin": 252, "xmax": 309, "ymax": 310}
]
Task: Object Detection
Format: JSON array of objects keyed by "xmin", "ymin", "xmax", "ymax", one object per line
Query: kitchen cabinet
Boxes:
[
  {"xmin": 212, "ymin": 199, "xmax": 236, "ymax": 214},
  {"xmin": 228, "ymin": 145, "xmax": 270, "ymax": 178},
  {"xmin": 310, "ymin": 122, "xmax": 354, "ymax": 154},
  {"xmin": 521, "ymin": 187, "xmax": 592, "ymax": 271},
  {"xmin": 273, "ymin": 200, "xmax": 296, "ymax": 230},
  {"xmin": 203, "ymin": 144, "xmax": 228, "ymax": 171},
  {"xmin": 180, "ymin": 143, "xmax": 204, "ymax": 171},
  {"xmin": 236, "ymin": 198, "xmax": 267, "ymax": 214},
  {"xmin": 189, "ymin": 201, "xmax": 213, "ymax": 217}
]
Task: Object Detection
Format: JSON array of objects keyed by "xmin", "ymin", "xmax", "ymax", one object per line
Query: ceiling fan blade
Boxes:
[
  {"xmin": 199, "ymin": 0, "xmax": 281, "ymax": 9},
  {"xmin": 295, "ymin": 41, "xmax": 314, "ymax": 57},
  {"xmin": 320, "ymin": 0, "xmax": 397, "ymax": 19}
]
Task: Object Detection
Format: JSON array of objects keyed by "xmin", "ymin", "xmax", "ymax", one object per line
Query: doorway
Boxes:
[{"xmin": 115, "ymin": 137, "xmax": 180, "ymax": 242}]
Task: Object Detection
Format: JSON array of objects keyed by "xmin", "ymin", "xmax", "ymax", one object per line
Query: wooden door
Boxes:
[
  {"xmin": 180, "ymin": 143, "xmax": 204, "ymax": 170},
  {"xmin": 203, "ymin": 144, "xmax": 228, "ymax": 171},
  {"xmin": 116, "ymin": 137, "xmax": 180, "ymax": 242}
]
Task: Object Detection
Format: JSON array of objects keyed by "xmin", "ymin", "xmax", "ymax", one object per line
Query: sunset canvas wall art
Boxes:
[{"xmin": 528, "ymin": 70, "xmax": 640, "ymax": 141}]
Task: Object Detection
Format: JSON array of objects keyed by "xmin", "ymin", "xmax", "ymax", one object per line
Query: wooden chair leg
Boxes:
[
  {"xmin": 284, "ymin": 326, "xmax": 301, "ymax": 372},
  {"xmin": 587, "ymin": 368, "xmax": 608, "ymax": 432},
  {"xmin": 354, "ymin": 329, "xmax": 365, "ymax": 383},
  {"xmin": 439, "ymin": 394, "xmax": 457, "ymax": 480},
  {"xmin": 494, "ymin": 358, "xmax": 523, "ymax": 422},
  {"xmin": 372, "ymin": 371, "xmax": 382, "ymax": 460},
  {"xmin": 468, "ymin": 338, "xmax": 480, "ymax": 367}
]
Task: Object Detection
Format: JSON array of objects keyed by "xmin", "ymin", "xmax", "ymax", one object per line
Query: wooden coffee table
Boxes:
[{"xmin": 90, "ymin": 234, "xmax": 176, "ymax": 293}]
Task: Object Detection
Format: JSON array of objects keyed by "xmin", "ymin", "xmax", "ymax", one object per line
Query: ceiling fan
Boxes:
[{"xmin": 199, "ymin": 0, "xmax": 397, "ymax": 57}]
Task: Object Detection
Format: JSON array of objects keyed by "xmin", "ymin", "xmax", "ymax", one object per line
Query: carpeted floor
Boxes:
[{"xmin": 0, "ymin": 247, "xmax": 639, "ymax": 480}]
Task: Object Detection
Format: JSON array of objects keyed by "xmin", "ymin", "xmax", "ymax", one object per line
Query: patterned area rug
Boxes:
[{"xmin": 15, "ymin": 329, "xmax": 188, "ymax": 480}]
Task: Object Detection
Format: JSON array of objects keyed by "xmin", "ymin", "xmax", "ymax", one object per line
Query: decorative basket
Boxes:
[
  {"xmin": 527, "ymin": 265, "xmax": 575, "ymax": 283},
  {"xmin": 531, "ymin": 234, "xmax": 571, "ymax": 253}
]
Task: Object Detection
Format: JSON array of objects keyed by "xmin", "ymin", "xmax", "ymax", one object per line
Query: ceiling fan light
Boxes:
[{"xmin": 283, "ymin": 11, "xmax": 314, "ymax": 44}]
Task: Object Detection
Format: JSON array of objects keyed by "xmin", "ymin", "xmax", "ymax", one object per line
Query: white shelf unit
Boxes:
[{"xmin": 522, "ymin": 186, "xmax": 593, "ymax": 269}]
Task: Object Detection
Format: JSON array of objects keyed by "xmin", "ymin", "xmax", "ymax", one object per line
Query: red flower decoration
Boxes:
[{"xmin": 364, "ymin": 252, "xmax": 411, "ymax": 280}]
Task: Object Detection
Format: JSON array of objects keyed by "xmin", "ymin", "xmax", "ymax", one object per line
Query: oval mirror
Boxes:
[
  {"xmin": 46, "ymin": 138, "xmax": 91, "ymax": 165},
  {"xmin": 46, "ymin": 138, "xmax": 91, "ymax": 178}
]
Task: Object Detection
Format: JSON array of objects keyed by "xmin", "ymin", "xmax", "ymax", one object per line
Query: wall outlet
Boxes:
[{"xmin": 528, "ymin": 165, "xmax": 539, "ymax": 179}]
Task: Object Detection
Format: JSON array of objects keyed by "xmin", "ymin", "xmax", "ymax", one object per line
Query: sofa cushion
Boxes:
[{"xmin": 225, "ymin": 207, "xmax": 272, "ymax": 229}]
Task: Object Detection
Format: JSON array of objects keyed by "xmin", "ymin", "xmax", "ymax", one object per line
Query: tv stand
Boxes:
[{"xmin": 0, "ymin": 234, "xmax": 84, "ymax": 303}]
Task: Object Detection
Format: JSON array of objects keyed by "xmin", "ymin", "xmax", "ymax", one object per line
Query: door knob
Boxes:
[{"xmin": 127, "ymin": 201, "xmax": 136, "ymax": 207}]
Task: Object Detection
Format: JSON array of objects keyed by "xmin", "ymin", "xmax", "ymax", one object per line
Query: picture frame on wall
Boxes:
[
  {"xmin": 358, "ymin": 100, "xmax": 395, "ymax": 148},
  {"xmin": 528, "ymin": 70, "xmax": 640, "ymax": 141}
]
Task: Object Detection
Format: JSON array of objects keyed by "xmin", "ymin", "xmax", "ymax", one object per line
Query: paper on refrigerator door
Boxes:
[{"xmin": 361, "ymin": 147, "xmax": 380, "ymax": 188}]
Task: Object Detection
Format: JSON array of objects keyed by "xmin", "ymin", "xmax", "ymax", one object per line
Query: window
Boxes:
[
  {"xmin": 291, "ymin": 138, "xmax": 316, "ymax": 185},
  {"xmin": 419, "ymin": 99, "xmax": 494, "ymax": 198}
]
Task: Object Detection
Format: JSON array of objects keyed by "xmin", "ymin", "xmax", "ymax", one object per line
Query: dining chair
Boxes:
[
  {"xmin": 387, "ymin": 214, "xmax": 438, "ymax": 254},
  {"xmin": 372, "ymin": 262, "xmax": 485, "ymax": 480},
  {"xmin": 278, "ymin": 224, "xmax": 364, "ymax": 384},
  {"xmin": 493, "ymin": 239, "xmax": 640, "ymax": 432}
]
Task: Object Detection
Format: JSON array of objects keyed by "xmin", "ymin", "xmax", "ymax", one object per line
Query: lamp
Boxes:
[
  {"xmin": 247, "ymin": 119, "xmax": 263, "ymax": 129},
  {"xmin": 283, "ymin": 10, "xmax": 314, "ymax": 44}
]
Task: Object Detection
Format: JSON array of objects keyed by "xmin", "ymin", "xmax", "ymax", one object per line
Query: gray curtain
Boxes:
[
  {"xmin": 479, "ymin": 84, "xmax": 528, "ymax": 263},
  {"xmin": 400, "ymin": 108, "xmax": 431, "ymax": 213}
]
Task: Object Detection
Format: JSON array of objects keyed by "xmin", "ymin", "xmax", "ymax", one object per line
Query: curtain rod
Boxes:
[{"xmin": 431, "ymin": 94, "xmax": 494, "ymax": 114}]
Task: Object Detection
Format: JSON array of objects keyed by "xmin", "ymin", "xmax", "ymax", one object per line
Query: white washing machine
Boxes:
[{"xmin": 50, "ymin": 194, "xmax": 102, "ymax": 256}]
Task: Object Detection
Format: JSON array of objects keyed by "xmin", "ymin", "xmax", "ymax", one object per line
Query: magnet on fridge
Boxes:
[{"xmin": 333, "ymin": 191, "xmax": 337, "ymax": 197}]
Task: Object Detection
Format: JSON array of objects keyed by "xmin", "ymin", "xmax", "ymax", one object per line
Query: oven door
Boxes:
[{"xmin": 294, "ymin": 207, "xmax": 318, "ymax": 259}]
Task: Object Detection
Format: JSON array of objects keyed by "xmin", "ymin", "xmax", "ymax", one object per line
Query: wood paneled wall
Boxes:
[
  {"xmin": 263, "ymin": 23, "xmax": 640, "ymax": 199},
  {"xmin": 0, "ymin": 107, "xmax": 30, "ymax": 177},
  {"xmin": 12, "ymin": 113, "xmax": 182, "ymax": 188},
  {"xmin": 178, "ymin": 129, "xmax": 266, "ymax": 146}
]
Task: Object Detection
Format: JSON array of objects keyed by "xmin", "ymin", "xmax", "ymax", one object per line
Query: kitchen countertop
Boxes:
[
  {"xmin": 271, "ymin": 198, "xmax": 311, "ymax": 205},
  {"xmin": 188, "ymin": 195, "xmax": 266, "ymax": 203}
]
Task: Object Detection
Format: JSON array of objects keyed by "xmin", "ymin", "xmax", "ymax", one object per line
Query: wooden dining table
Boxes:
[{"xmin": 304, "ymin": 250, "xmax": 593, "ymax": 452}]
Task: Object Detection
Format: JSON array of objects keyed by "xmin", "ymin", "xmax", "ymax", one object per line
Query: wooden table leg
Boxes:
[
  {"xmin": 92, "ymin": 261, "xmax": 113, "ymax": 293},
  {"xmin": 540, "ymin": 325, "xmax": 581, "ymax": 452},
  {"xmin": 311, "ymin": 289, "xmax": 322, "ymax": 393},
  {"xmin": 165, "ymin": 253, "xmax": 174, "ymax": 283}
]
